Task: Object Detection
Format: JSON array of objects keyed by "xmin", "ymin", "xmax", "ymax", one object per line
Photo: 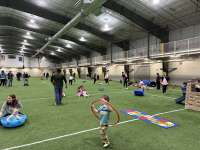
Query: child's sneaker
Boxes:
[{"xmin": 103, "ymin": 142, "xmax": 110, "ymax": 148}]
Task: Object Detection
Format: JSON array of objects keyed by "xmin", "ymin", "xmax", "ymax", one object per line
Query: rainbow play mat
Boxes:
[{"xmin": 121, "ymin": 109, "xmax": 176, "ymax": 129}]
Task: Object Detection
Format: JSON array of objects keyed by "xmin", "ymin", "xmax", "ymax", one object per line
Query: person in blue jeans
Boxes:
[{"xmin": 51, "ymin": 69, "xmax": 67, "ymax": 105}]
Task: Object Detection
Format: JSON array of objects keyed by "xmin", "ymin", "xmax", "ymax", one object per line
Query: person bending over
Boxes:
[
  {"xmin": 176, "ymin": 82, "xmax": 187, "ymax": 105},
  {"xmin": 92, "ymin": 95, "xmax": 113, "ymax": 148},
  {"xmin": 0, "ymin": 94, "xmax": 23, "ymax": 124}
]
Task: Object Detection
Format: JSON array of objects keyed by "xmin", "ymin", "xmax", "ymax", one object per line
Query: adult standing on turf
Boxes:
[
  {"xmin": 104, "ymin": 71, "xmax": 110, "ymax": 85},
  {"xmin": 0, "ymin": 70, "xmax": 6, "ymax": 87},
  {"xmin": 7, "ymin": 71, "xmax": 14, "ymax": 87},
  {"xmin": 51, "ymin": 69, "xmax": 67, "ymax": 105},
  {"xmin": 46, "ymin": 72, "xmax": 49, "ymax": 80},
  {"xmin": 161, "ymin": 74, "xmax": 169, "ymax": 94},
  {"xmin": 73, "ymin": 72, "xmax": 76, "ymax": 83},
  {"xmin": 122, "ymin": 72, "xmax": 128, "ymax": 89},
  {"xmin": 69, "ymin": 74, "xmax": 73, "ymax": 85},
  {"xmin": 93, "ymin": 73, "xmax": 97, "ymax": 84},
  {"xmin": 156, "ymin": 73, "xmax": 161, "ymax": 90}
]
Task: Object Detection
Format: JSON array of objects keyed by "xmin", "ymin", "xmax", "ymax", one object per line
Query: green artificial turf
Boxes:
[{"xmin": 0, "ymin": 78, "xmax": 200, "ymax": 150}]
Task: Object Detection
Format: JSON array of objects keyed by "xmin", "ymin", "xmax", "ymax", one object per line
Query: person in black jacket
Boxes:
[
  {"xmin": 51, "ymin": 69, "xmax": 67, "ymax": 105},
  {"xmin": 122, "ymin": 72, "xmax": 128, "ymax": 89},
  {"xmin": 93, "ymin": 73, "xmax": 97, "ymax": 84},
  {"xmin": 156, "ymin": 73, "xmax": 161, "ymax": 90}
]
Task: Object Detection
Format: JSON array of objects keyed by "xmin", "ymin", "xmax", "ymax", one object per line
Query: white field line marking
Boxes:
[
  {"xmin": 1, "ymin": 108, "xmax": 185, "ymax": 150},
  {"xmin": 149, "ymin": 94, "xmax": 176, "ymax": 100}
]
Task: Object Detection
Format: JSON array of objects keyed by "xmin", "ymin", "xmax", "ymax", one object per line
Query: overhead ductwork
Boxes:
[{"xmin": 33, "ymin": 0, "xmax": 107, "ymax": 57}]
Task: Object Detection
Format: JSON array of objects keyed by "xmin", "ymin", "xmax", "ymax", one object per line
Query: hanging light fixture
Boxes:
[
  {"xmin": 50, "ymin": 52, "xmax": 55, "ymax": 55},
  {"xmin": 56, "ymin": 48, "xmax": 63, "ymax": 52},
  {"xmin": 102, "ymin": 24, "xmax": 111, "ymax": 32},
  {"xmin": 66, "ymin": 43, "xmax": 72, "ymax": 48},
  {"xmin": 153, "ymin": 0, "xmax": 160, "ymax": 5},
  {"xmin": 30, "ymin": 19, "xmax": 35, "ymax": 23},
  {"xmin": 80, "ymin": 37, "xmax": 87, "ymax": 42}
]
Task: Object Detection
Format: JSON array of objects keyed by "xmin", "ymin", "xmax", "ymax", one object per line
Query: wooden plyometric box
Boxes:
[{"xmin": 185, "ymin": 81, "xmax": 200, "ymax": 111}]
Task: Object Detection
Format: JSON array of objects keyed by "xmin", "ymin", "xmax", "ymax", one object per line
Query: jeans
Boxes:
[
  {"xmin": 54, "ymin": 86, "xmax": 63, "ymax": 105},
  {"xmin": 176, "ymin": 93, "xmax": 186, "ymax": 105},
  {"xmin": 8, "ymin": 79, "xmax": 13, "ymax": 87},
  {"xmin": 0, "ymin": 79, "xmax": 6, "ymax": 86}
]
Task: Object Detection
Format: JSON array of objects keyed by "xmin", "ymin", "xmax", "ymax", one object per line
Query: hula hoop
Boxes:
[{"xmin": 91, "ymin": 99, "xmax": 120, "ymax": 126}]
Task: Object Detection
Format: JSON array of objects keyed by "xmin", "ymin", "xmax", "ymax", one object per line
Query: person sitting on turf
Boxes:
[
  {"xmin": 91, "ymin": 95, "xmax": 113, "ymax": 148},
  {"xmin": 76, "ymin": 85, "xmax": 89, "ymax": 97},
  {"xmin": 0, "ymin": 94, "xmax": 23, "ymax": 123},
  {"xmin": 176, "ymin": 82, "xmax": 187, "ymax": 105}
]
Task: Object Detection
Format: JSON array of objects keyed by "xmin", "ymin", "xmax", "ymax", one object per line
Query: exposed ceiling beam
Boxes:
[
  {"xmin": 0, "ymin": 27, "xmax": 93, "ymax": 56},
  {"xmin": 103, "ymin": 0, "xmax": 169, "ymax": 42},
  {"xmin": 0, "ymin": 17, "xmax": 105, "ymax": 54},
  {"xmin": 0, "ymin": 36, "xmax": 88, "ymax": 57},
  {"xmin": 0, "ymin": 0, "xmax": 128, "ymax": 49}
]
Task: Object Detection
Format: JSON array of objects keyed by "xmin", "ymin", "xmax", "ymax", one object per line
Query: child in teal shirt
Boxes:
[{"xmin": 92, "ymin": 95, "xmax": 112, "ymax": 148}]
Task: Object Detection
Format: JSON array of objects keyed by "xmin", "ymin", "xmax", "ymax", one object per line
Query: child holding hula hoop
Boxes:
[{"xmin": 92, "ymin": 95, "xmax": 112, "ymax": 148}]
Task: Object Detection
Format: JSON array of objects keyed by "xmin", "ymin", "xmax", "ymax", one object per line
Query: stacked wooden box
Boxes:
[{"xmin": 185, "ymin": 82, "xmax": 200, "ymax": 111}]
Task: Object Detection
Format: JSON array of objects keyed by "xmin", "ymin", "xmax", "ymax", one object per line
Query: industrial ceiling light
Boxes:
[
  {"xmin": 66, "ymin": 43, "xmax": 72, "ymax": 48},
  {"xmin": 56, "ymin": 48, "xmax": 62, "ymax": 52},
  {"xmin": 24, "ymin": 40, "xmax": 27, "ymax": 43},
  {"xmin": 102, "ymin": 24, "xmax": 111, "ymax": 32},
  {"xmin": 50, "ymin": 52, "xmax": 55, "ymax": 55},
  {"xmin": 22, "ymin": 45, "xmax": 25, "ymax": 49},
  {"xmin": 0, "ymin": 47, "xmax": 3, "ymax": 53},
  {"xmin": 20, "ymin": 49, "xmax": 24, "ymax": 53},
  {"xmin": 30, "ymin": 19, "xmax": 35, "ymax": 23},
  {"xmin": 26, "ymin": 32, "xmax": 30, "ymax": 35},
  {"xmin": 80, "ymin": 37, "xmax": 87, "ymax": 42},
  {"xmin": 153, "ymin": 0, "xmax": 160, "ymax": 5}
]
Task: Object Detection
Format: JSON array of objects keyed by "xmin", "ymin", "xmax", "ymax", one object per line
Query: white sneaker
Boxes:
[{"xmin": 103, "ymin": 142, "xmax": 110, "ymax": 148}]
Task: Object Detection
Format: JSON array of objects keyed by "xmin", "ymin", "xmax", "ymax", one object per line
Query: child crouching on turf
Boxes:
[
  {"xmin": 92, "ymin": 95, "xmax": 112, "ymax": 148},
  {"xmin": 76, "ymin": 85, "xmax": 89, "ymax": 97}
]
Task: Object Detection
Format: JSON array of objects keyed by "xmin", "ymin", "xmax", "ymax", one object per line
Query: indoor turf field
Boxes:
[{"xmin": 0, "ymin": 78, "xmax": 200, "ymax": 150}]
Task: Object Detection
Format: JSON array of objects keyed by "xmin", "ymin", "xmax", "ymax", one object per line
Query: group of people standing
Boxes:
[
  {"xmin": 0, "ymin": 70, "xmax": 14, "ymax": 87},
  {"xmin": 42, "ymin": 72, "xmax": 50, "ymax": 80},
  {"xmin": 156, "ymin": 73, "xmax": 170, "ymax": 94},
  {"xmin": 0, "ymin": 70, "xmax": 30, "ymax": 87}
]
